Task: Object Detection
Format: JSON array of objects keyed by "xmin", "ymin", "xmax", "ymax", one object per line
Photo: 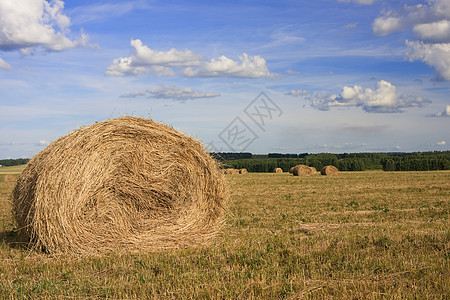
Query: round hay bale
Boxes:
[
  {"xmin": 289, "ymin": 167, "xmax": 295, "ymax": 174},
  {"xmin": 292, "ymin": 165, "xmax": 314, "ymax": 176},
  {"xmin": 239, "ymin": 168, "xmax": 248, "ymax": 174},
  {"xmin": 224, "ymin": 168, "xmax": 238, "ymax": 174},
  {"xmin": 3, "ymin": 174, "xmax": 16, "ymax": 182},
  {"xmin": 321, "ymin": 165, "xmax": 339, "ymax": 175},
  {"xmin": 12, "ymin": 116, "xmax": 228, "ymax": 256},
  {"xmin": 273, "ymin": 167, "xmax": 283, "ymax": 173},
  {"xmin": 309, "ymin": 167, "xmax": 317, "ymax": 174}
]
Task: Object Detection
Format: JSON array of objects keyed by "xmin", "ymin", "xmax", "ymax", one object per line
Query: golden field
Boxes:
[{"xmin": 0, "ymin": 170, "xmax": 448, "ymax": 298}]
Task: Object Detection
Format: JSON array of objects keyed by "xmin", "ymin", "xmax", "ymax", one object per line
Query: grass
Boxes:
[
  {"xmin": 0, "ymin": 170, "xmax": 448, "ymax": 298},
  {"xmin": 0, "ymin": 165, "xmax": 26, "ymax": 175}
]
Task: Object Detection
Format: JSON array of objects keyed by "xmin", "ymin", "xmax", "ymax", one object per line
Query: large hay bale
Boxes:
[
  {"xmin": 12, "ymin": 116, "xmax": 228, "ymax": 256},
  {"xmin": 309, "ymin": 167, "xmax": 317, "ymax": 174},
  {"xmin": 3, "ymin": 174, "xmax": 16, "ymax": 182},
  {"xmin": 292, "ymin": 165, "xmax": 314, "ymax": 176},
  {"xmin": 274, "ymin": 167, "xmax": 283, "ymax": 173},
  {"xmin": 239, "ymin": 168, "xmax": 248, "ymax": 174},
  {"xmin": 321, "ymin": 165, "xmax": 339, "ymax": 175},
  {"xmin": 289, "ymin": 167, "xmax": 294, "ymax": 173}
]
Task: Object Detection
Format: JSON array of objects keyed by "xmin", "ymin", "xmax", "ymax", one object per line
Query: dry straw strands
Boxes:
[
  {"xmin": 292, "ymin": 165, "xmax": 314, "ymax": 176},
  {"xmin": 12, "ymin": 116, "xmax": 228, "ymax": 256},
  {"xmin": 321, "ymin": 165, "xmax": 339, "ymax": 175},
  {"xmin": 309, "ymin": 167, "xmax": 317, "ymax": 174},
  {"xmin": 274, "ymin": 168, "xmax": 283, "ymax": 173},
  {"xmin": 3, "ymin": 174, "xmax": 16, "ymax": 182}
]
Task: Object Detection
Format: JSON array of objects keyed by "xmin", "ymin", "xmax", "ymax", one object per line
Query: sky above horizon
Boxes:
[{"xmin": 0, "ymin": 0, "xmax": 449, "ymax": 159}]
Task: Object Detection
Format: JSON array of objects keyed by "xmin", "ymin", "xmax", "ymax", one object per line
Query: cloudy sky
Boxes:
[{"xmin": 0, "ymin": 0, "xmax": 449, "ymax": 158}]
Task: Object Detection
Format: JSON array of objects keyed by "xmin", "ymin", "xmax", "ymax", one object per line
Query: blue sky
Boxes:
[{"xmin": 0, "ymin": 0, "xmax": 449, "ymax": 158}]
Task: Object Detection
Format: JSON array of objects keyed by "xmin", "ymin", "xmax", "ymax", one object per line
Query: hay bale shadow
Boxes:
[{"xmin": 0, "ymin": 229, "xmax": 29, "ymax": 250}]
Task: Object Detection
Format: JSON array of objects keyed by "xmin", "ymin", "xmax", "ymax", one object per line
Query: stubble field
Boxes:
[{"xmin": 0, "ymin": 169, "xmax": 448, "ymax": 298}]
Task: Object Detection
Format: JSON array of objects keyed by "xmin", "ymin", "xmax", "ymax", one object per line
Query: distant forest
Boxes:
[
  {"xmin": 213, "ymin": 151, "xmax": 450, "ymax": 172},
  {"xmin": 0, "ymin": 158, "xmax": 29, "ymax": 167},
  {"xmin": 1, "ymin": 151, "xmax": 449, "ymax": 172}
]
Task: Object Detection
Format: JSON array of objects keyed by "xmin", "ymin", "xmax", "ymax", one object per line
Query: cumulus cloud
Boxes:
[
  {"xmin": 372, "ymin": 16, "xmax": 403, "ymax": 36},
  {"xmin": 305, "ymin": 80, "xmax": 431, "ymax": 113},
  {"xmin": 182, "ymin": 53, "xmax": 274, "ymax": 78},
  {"xmin": 372, "ymin": 0, "xmax": 450, "ymax": 39},
  {"xmin": 106, "ymin": 39, "xmax": 273, "ymax": 78},
  {"xmin": 372, "ymin": 0, "xmax": 450, "ymax": 81},
  {"xmin": 0, "ymin": 57, "xmax": 11, "ymax": 70},
  {"xmin": 406, "ymin": 41, "xmax": 450, "ymax": 81},
  {"xmin": 120, "ymin": 85, "xmax": 220, "ymax": 101},
  {"xmin": 105, "ymin": 39, "xmax": 201, "ymax": 76},
  {"xmin": 429, "ymin": 104, "xmax": 450, "ymax": 117},
  {"xmin": 413, "ymin": 20, "xmax": 450, "ymax": 42},
  {"xmin": 286, "ymin": 89, "xmax": 309, "ymax": 97},
  {"xmin": 0, "ymin": 0, "xmax": 88, "ymax": 56}
]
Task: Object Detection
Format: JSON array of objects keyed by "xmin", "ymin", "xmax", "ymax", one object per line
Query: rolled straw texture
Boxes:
[{"xmin": 12, "ymin": 116, "xmax": 228, "ymax": 255}]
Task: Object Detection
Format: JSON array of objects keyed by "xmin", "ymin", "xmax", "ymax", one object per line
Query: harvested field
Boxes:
[{"xmin": 0, "ymin": 170, "xmax": 448, "ymax": 298}]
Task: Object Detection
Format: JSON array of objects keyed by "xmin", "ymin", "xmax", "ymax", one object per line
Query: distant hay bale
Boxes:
[
  {"xmin": 309, "ymin": 167, "xmax": 317, "ymax": 174},
  {"xmin": 3, "ymin": 174, "xmax": 16, "ymax": 182},
  {"xmin": 12, "ymin": 116, "xmax": 228, "ymax": 256},
  {"xmin": 321, "ymin": 165, "xmax": 339, "ymax": 175},
  {"xmin": 274, "ymin": 167, "xmax": 283, "ymax": 173},
  {"xmin": 239, "ymin": 168, "xmax": 248, "ymax": 174},
  {"xmin": 292, "ymin": 165, "xmax": 314, "ymax": 176},
  {"xmin": 289, "ymin": 167, "xmax": 294, "ymax": 174},
  {"xmin": 224, "ymin": 168, "xmax": 239, "ymax": 174}
]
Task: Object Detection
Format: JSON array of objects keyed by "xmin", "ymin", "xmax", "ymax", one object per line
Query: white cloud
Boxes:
[
  {"xmin": 436, "ymin": 141, "xmax": 446, "ymax": 145},
  {"xmin": 106, "ymin": 39, "xmax": 273, "ymax": 78},
  {"xmin": 372, "ymin": 0, "xmax": 450, "ymax": 39},
  {"xmin": 119, "ymin": 91, "xmax": 146, "ymax": 99},
  {"xmin": 429, "ymin": 104, "xmax": 450, "ymax": 117},
  {"xmin": 182, "ymin": 53, "xmax": 274, "ymax": 78},
  {"xmin": 286, "ymin": 89, "xmax": 309, "ymax": 97},
  {"xmin": 146, "ymin": 85, "xmax": 220, "ymax": 100},
  {"xmin": 406, "ymin": 41, "xmax": 450, "ymax": 81},
  {"xmin": 413, "ymin": 20, "xmax": 450, "ymax": 43},
  {"xmin": 286, "ymin": 69, "xmax": 300, "ymax": 75},
  {"xmin": 0, "ymin": 57, "xmax": 11, "ymax": 70},
  {"xmin": 339, "ymin": 0, "xmax": 376, "ymax": 5},
  {"xmin": 37, "ymin": 140, "xmax": 50, "ymax": 146},
  {"xmin": 120, "ymin": 85, "xmax": 220, "ymax": 101},
  {"xmin": 0, "ymin": 0, "xmax": 88, "ymax": 55},
  {"xmin": 306, "ymin": 80, "xmax": 431, "ymax": 113},
  {"xmin": 105, "ymin": 39, "xmax": 201, "ymax": 76},
  {"xmin": 344, "ymin": 22, "xmax": 358, "ymax": 29},
  {"xmin": 372, "ymin": 16, "xmax": 403, "ymax": 36},
  {"xmin": 372, "ymin": 1, "xmax": 450, "ymax": 81}
]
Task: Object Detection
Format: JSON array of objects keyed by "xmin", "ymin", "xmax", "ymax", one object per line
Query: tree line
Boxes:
[
  {"xmin": 217, "ymin": 151, "xmax": 450, "ymax": 172},
  {"xmin": 0, "ymin": 158, "xmax": 29, "ymax": 167}
]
